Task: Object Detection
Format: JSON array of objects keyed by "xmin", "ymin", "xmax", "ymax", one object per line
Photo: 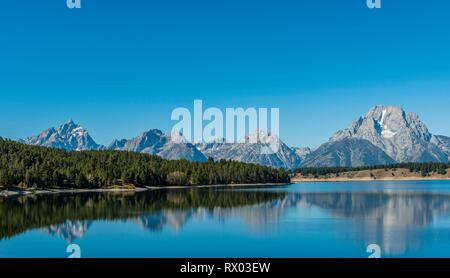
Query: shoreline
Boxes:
[
  {"xmin": 292, "ymin": 168, "xmax": 450, "ymax": 183},
  {"xmin": 292, "ymin": 177, "xmax": 450, "ymax": 183},
  {"xmin": 0, "ymin": 183, "xmax": 290, "ymax": 197}
]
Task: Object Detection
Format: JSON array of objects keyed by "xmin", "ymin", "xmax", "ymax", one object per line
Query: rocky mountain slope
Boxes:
[
  {"xmin": 108, "ymin": 129, "xmax": 208, "ymax": 162},
  {"xmin": 24, "ymin": 120, "xmax": 102, "ymax": 151},
  {"xmin": 330, "ymin": 106, "xmax": 448, "ymax": 163},
  {"xmin": 431, "ymin": 135, "xmax": 450, "ymax": 159},
  {"xmin": 293, "ymin": 147, "xmax": 312, "ymax": 161},
  {"xmin": 305, "ymin": 106, "xmax": 450, "ymax": 167},
  {"xmin": 302, "ymin": 138, "xmax": 395, "ymax": 167},
  {"xmin": 196, "ymin": 130, "xmax": 302, "ymax": 169}
]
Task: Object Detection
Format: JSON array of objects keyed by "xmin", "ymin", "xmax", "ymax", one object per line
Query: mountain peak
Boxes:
[
  {"xmin": 330, "ymin": 105, "xmax": 444, "ymax": 163},
  {"xmin": 24, "ymin": 120, "xmax": 101, "ymax": 151},
  {"xmin": 62, "ymin": 119, "xmax": 79, "ymax": 127},
  {"xmin": 141, "ymin": 129, "xmax": 164, "ymax": 137},
  {"xmin": 108, "ymin": 129, "xmax": 207, "ymax": 162},
  {"xmin": 58, "ymin": 120, "xmax": 83, "ymax": 134},
  {"xmin": 197, "ymin": 129, "xmax": 301, "ymax": 169},
  {"xmin": 367, "ymin": 105, "xmax": 404, "ymax": 113}
]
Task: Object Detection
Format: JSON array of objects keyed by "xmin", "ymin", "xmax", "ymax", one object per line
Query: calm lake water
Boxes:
[{"xmin": 2, "ymin": 181, "xmax": 450, "ymax": 258}]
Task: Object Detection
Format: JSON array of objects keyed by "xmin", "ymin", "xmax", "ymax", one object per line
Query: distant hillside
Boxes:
[
  {"xmin": 293, "ymin": 163, "xmax": 450, "ymax": 182},
  {"xmin": 301, "ymin": 138, "xmax": 395, "ymax": 167}
]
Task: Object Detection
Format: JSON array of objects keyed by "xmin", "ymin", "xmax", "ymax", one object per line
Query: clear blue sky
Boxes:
[{"xmin": 1, "ymin": 0, "xmax": 450, "ymax": 148}]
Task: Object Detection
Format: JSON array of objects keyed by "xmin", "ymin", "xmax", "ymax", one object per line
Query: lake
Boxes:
[{"xmin": 2, "ymin": 181, "xmax": 450, "ymax": 258}]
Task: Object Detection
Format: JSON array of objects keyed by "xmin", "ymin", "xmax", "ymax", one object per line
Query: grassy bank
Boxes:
[{"xmin": 293, "ymin": 167, "xmax": 450, "ymax": 182}]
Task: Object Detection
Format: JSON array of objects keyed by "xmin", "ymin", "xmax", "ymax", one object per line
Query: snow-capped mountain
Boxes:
[
  {"xmin": 296, "ymin": 104, "xmax": 450, "ymax": 167},
  {"xmin": 196, "ymin": 130, "xmax": 302, "ymax": 169},
  {"xmin": 108, "ymin": 129, "xmax": 208, "ymax": 162},
  {"xmin": 25, "ymin": 120, "xmax": 102, "ymax": 151},
  {"xmin": 308, "ymin": 105, "xmax": 450, "ymax": 166}
]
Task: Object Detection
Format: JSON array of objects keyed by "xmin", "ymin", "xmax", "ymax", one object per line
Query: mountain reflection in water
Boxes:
[{"xmin": 2, "ymin": 183, "xmax": 450, "ymax": 257}]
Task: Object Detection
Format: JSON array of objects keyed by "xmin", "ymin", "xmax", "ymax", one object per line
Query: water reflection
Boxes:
[
  {"xmin": 302, "ymin": 192, "xmax": 450, "ymax": 255},
  {"xmin": 0, "ymin": 189, "xmax": 284, "ymax": 240},
  {"xmin": 43, "ymin": 220, "xmax": 92, "ymax": 243},
  {"xmin": 134, "ymin": 210, "xmax": 194, "ymax": 232},
  {"xmin": 2, "ymin": 185, "xmax": 450, "ymax": 256}
]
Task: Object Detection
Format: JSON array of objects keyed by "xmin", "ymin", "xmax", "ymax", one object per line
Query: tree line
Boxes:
[
  {"xmin": 0, "ymin": 138, "xmax": 290, "ymax": 189},
  {"xmin": 293, "ymin": 162, "xmax": 450, "ymax": 177}
]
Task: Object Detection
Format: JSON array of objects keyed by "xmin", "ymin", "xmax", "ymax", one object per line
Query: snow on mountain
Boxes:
[
  {"xmin": 196, "ymin": 129, "xmax": 302, "ymax": 169},
  {"xmin": 25, "ymin": 120, "xmax": 102, "ymax": 151},
  {"xmin": 293, "ymin": 147, "xmax": 312, "ymax": 161},
  {"xmin": 330, "ymin": 105, "xmax": 449, "ymax": 163}
]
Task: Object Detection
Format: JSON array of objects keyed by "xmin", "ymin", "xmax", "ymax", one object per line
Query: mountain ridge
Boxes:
[
  {"xmin": 327, "ymin": 105, "xmax": 449, "ymax": 164},
  {"xmin": 24, "ymin": 120, "xmax": 102, "ymax": 151},
  {"xmin": 196, "ymin": 129, "xmax": 302, "ymax": 169},
  {"xmin": 106, "ymin": 129, "xmax": 208, "ymax": 162},
  {"xmin": 17, "ymin": 105, "xmax": 450, "ymax": 168}
]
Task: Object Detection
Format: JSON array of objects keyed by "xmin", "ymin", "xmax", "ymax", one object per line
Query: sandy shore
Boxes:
[
  {"xmin": 292, "ymin": 168, "xmax": 450, "ymax": 183},
  {"xmin": 0, "ymin": 183, "xmax": 290, "ymax": 197}
]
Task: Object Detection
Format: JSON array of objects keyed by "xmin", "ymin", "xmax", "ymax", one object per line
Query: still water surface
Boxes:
[{"xmin": 2, "ymin": 181, "xmax": 450, "ymax": 258}]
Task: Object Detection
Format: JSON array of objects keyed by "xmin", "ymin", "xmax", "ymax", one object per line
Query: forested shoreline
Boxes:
[{"xmin": 0, "ymin": 138, "xmax": 290, "ymax": 190}]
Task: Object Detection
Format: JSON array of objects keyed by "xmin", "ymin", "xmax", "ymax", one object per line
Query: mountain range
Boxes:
[
  {"xmin": 195, "ymin": 130, "xmax": 302, "ymax": 169},
  {"xmin": 107, "ymin": 129, "xmax": 208, "ymax": 162},
  {"xmin": 19, "ymin": 106, "xmax": 450, "ymax": 169}
]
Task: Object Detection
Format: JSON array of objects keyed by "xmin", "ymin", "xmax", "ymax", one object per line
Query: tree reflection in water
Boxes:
[{"xmin": 2, "ymin": 187, "xmax": 450, "ymax": 256}]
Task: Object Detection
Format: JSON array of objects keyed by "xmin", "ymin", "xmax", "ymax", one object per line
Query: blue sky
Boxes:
[{"xmin": 1, "ymin": 0, "xmax": 450, "ymax": 148}]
